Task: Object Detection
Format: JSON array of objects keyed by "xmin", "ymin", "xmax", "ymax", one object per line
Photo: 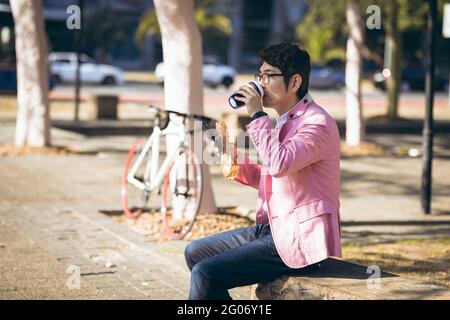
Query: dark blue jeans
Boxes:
[{"xmin": 184, "ymin": 223, "xmax": 321, "ymax": 300}]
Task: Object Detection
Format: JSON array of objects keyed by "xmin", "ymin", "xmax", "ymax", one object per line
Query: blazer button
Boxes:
[{"xmin": 303, "ymin": 99, "xmax": 308, "ymax": 103}]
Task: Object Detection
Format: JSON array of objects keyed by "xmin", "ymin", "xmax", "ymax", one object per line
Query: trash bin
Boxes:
[{"xmin": 90, "ymin": 94, "xmax": 118, "ymax": 119}]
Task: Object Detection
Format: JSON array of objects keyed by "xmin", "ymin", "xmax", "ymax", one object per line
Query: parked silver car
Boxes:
[
  {"xmin": 155, "ymin": 56, "xmax": 237, "ymax": 89},
  {"xmin": 309, "ymin": 64, "xmax": 345, "ymax": 89}
]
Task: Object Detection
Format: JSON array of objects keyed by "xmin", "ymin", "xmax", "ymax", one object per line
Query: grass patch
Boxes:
[{"xmin": 343, "ymin": 237, "xmax": 450, "ymax": 289}]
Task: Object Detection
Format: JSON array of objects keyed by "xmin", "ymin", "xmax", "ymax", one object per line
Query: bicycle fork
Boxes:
[{"xmin": 173, "ymin": 150, "xmax": 192, "ymax": 198}]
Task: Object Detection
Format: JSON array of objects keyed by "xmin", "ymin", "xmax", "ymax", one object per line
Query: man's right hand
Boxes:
[{"xmin": 216, "ymin": 121, "xmax": 239, "ymax": 180}]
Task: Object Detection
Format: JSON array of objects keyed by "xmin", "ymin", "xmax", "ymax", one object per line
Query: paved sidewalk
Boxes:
[
  {"xmin": 0, "ymin": 123, "xmax": 252, "ymax": 299},
  {"xmin": 1, "ymin": 121, "xmax": 449, "ymax": 299},
  {"xmin": 0, "ymin": 220, "xmax": 105, "ymax": 299},
  {"xmin": 0, "ymin": 168, "xmax": 250, "ymax": 299}
]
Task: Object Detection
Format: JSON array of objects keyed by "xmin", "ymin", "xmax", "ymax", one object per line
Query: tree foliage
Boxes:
[
  {"xmin": 83, "ymin": 7, "xmax": 135, "ymax": 54},
  {"xmin": 135, "ymin": 0, "xmax": 231, "ymax": 60},
  {"xmin": 296, "ymin": 0, "xmax": 348, "ymax": 63},
  {"xmin": 296, "ymin": 0, "xmax": 449, "ymax": 66}
]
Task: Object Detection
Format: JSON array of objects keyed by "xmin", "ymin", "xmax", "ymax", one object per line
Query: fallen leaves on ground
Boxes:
[
  {"xmin": 340, "ymin": 141, "xmax": 387, "ymax": 157},
  {"xmin": 0, "ymin": 144, "xmax": 79, "ymax": 157},
  {"xmin": 112, "ymin": 207, "xmax": 254, "ymax": 242}
]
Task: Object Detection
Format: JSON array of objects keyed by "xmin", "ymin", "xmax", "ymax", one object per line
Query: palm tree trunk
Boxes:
[
  {"xmin": 153, "ymin": 0, "xmax": 217, "ymax": 214},
  {"xmin": 10, "ymin": 0, "xmax": 50, "ymax": 147},
  {"xmin": 345, "ymin": 0, "xmax": 365, "ymax": 146}
]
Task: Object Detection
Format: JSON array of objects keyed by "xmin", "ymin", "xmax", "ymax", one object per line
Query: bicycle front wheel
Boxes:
[
  {"xmin": 121, "ymin": 138, "xmax": 148, "ymax": 218},
  {"xmin": 161, "ymin": 149, "xmax": 203, "ymax": 239}
]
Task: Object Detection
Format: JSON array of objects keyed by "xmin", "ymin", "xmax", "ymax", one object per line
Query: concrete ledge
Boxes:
[
  {"xmin": 251, "ymin": 258, "xmax": 450, "ymax": 300},
  {"xmin": 51, "ymin": 120, "xmax": 152, "ymax": 136}
]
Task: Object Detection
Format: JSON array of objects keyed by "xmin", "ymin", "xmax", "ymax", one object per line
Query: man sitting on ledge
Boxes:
[{"xmin": 184, "ymin": 42, "xmax": 342, "ymax": 300}]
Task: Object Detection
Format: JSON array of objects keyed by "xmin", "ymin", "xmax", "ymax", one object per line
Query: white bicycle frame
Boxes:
[{"xmin": 127, "ymin": 116, "xmax": 187, "ymax": 194}]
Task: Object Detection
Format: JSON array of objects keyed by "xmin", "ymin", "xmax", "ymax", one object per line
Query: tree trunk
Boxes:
[
  {"xmin": 386, "ymin": 0, "xmax": 401, "ymax": 119},
  {"xmin": 153, "ymin": 0, "xmax": 217, "ymax": 214},
  {"xmin": 345, "ymin": 0, "xmax": 365, "ymax": 146},
  {"xmin": 10, "ymin": 0, "xmax": 50, "ymax": 147}
]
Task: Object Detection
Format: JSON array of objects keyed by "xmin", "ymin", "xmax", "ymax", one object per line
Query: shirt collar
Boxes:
[
  {"xmin": 276, "ymin": 92, "xmax": 311, "ymax": 127},
  {"xmin": 276, "ymin": 105, "xmax": 295, "ymax": 127}
]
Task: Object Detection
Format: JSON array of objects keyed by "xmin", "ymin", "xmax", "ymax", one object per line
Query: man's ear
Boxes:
[{"xmin": 290, "ymin": 74, "xmax": 302, "ymax": 92}]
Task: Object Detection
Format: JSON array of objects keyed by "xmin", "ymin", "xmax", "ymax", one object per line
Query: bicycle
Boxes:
[{"xmin": 121, "ymin": 105, "xmax": 219, "ymax": 239}]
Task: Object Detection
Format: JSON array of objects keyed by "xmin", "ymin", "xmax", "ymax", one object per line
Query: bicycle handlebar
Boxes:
[
  {"xmin": 147, "ymin": 105, "xmax": 216, "ymax": 126},
  {"xmin": 148, "ymin": 105, "xmax": 223, "ymax": 149}
]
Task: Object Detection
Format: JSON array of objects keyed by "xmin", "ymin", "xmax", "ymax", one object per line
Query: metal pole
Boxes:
[
  {"xmin": 74, "ymin": 0, "xmax": 84, "ymax": 122},
  {"xmin": 421, "ymin": 0, "xmax": 437, "ymax": 214},
  {"xmin": 444, "ymin": 4, "xmax": 450, "ymax": 106}
]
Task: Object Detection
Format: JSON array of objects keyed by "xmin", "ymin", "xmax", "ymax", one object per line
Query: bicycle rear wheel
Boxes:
[
  {"xmin": 121, "ymin": 138, "xmax": 149, "ymax": 218},
  {"xmin": 161, "ymin": 149, "xmax": 203, "ymax": 239}
]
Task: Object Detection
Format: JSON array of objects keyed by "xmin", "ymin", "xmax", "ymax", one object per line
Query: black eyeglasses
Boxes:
[{"xmin": 254, "ymin": 72, "xmax": 284, "ymax": 85}]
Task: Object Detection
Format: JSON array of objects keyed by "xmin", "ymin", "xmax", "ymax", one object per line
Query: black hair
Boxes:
[{"xmin": 258, "ymin": 42, "xmax": 311, "ymax": 100}]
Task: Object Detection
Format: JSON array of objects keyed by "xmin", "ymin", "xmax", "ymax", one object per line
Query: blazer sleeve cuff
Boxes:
[{"xmin": 250, "ymin": 111, "xmax": 268, "ymax": 122}]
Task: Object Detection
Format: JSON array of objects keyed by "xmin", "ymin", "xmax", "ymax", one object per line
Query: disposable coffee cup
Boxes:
[{"xmin": 228, "ymin": 80, "xmax": 264, "ymax": 109}]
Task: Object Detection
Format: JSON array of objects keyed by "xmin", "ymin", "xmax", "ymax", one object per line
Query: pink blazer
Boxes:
[{"xmin": 234, "ymin": 94, "xmax": 342, "ymax": 268}]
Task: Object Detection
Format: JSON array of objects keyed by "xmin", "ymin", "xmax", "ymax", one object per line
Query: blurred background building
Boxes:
[
  {"xmin": 0, "ymin": 0, "xmax": 309, "ymax": 71},
  {"xmin": 0, "ymin": 0, "xmax": 449, "ymax": 77}
]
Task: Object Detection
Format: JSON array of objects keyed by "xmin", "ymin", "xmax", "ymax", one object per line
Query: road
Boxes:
[
  {"xmin": 49, "ymin": 81, "xmax": 450, "ymax": 122},
  {"xmin": 51, "ymin": 81, "xmax": 450, "ymax": 105}
]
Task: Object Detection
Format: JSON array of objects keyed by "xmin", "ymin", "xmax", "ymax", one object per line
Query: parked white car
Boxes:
[
  {"xmin": 155, "ymin": 56, "xmax": 237, "ymax": 89},
  {"xmin": 49, "ymin": 52, "xmax": 125, "ymax": 85}
]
